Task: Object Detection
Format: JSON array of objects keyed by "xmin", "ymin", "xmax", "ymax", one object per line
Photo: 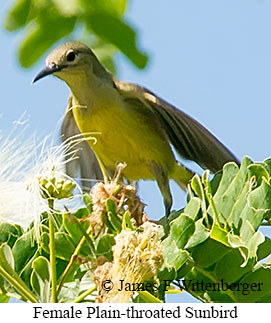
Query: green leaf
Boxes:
[
  {"xmin": 240, "ymin": 219, "xmax": 255, "ymax": 244},
  {"xmin": 176, "ymin": 259, "xmax": 194, "ymax": 279},
  {"xmin": 215, "ymin": 249, "xmax": 253, "ymax": 284},
  {"xmin": 185, "ymin": 268, "xmax": 234, "ymax": 302},
  {"xmin": 83, "ymin": 194, "xmax": 93, "ymax": 213},
  {"xmin": 12, "ymin": 229, "xmax": 37, "ymax": 274},
  {"xmin": 210, "ymin": 220, "xmax": 229, "ymax": 246},
  {"xmin": 159, "ymin": 157, "xmax": 271, "ymax": 302},
  {"xmin": 122, "ymin": 211, "xmax": 134, "ymax": 230},
  {"xmin": 210, "ymin": 170, "xmax": 223, "ymax": 195},
  {"xmin": 246, "ymin": 177, "xmax": 271, "ymax": 230},
  {"xmin": 256, "ymin": 293, "xmax": 271, "ymax": 302},
  {"xmin": 158, "ymin": 264, "xmax": 176, "ymax": 283},
  {"xmin": 105, "ymin": 198, "xmax": 117, "ymax": 215},
  {"xmin": 63, "ymin": 210, "xmax": 89, "ymax": 244},
  {"xmin": 19, "ymin": 250, "xmax": 41, "ymax": 289},
  {"xmin": 213, "ymin": 161, "xmax": 241, "ymax": 198},
  {"xmin": 54, "ymin": 232, "xmax": 76, "ymax": 261},
  {"xmin": 0, "ymin": 223, "xmax": 23, "ymax": 246},
  {"xmin": 91, "ymin": 0, "xmax": 127, "ymax": 16},
  {"xmin": 210, "ymin": 159, "xmax": 250, "ymax": 222},
  {"xmin": 257, "ymin": 236, "xmax": 271, "ymax": 260},
  {"xmin": 163, "ymin": 238, "xmax": 190, "ymax": 271},
  {"xmin": 108, "ymin": 211, "xmax": 122, "ymax": 233},
  {"xmin": 227, "ymin": 233, "xmax": 249, "ymax": 265},
  {"xmin": 41, "ymin": 232, "xmax": 50, "ymax": 254},
  {"xmin": 227, "ymin": 181, "xmax": 250, "ymax": 230},
  {"xmin": 4, "ymin": 0, "xmax": 145, "ymax": 71},
  {"xmin": 0, "ymin": 244, "xmax": 37, "ymax": 302},
  {"xmin": 191, "ymin": 175, "xmax": 205, "ymax": 205},
  {"xmin": 246, "ymin": 231, "xmax": 265, "ymax": 260},
  {"xmin": 191, "ymin": 238, "xmax": 230, "ymax": 268},
  {"xmin": 63, "ymin": 209, "xmax": 95, "ymax": 257},
  {"xmin": 80, "ymin": 0, "xmax": 127, "ymax": 17},
  {"xmin": 96, "ymin": 234, "xmax": 115, "ymax": 259},
  {"xmin": 73, "ymin": 207, "xmax": 89, "ymax": 220},
  {"xmin": 30, "ymin": 256, "xmax": 50, "ymax": 302},
  {"xmin": 51, "ymin": 0, "xmax": 81, "ymax": 17},
  {"xmin": 4, "ymin": 0, "xmax": 32, "ymax": 31},
  {"xmin": 164, "ymin": 213, "xmax": 195, "ymax": 250},
  {"xmin": 0, "ymin": 223, "xmax": 23, "ymax": 248},
  {"xmin": 0, "ymin": 244, "xmax": 14, "ymax": 270},
  {"xmin": 183, "ymin": 197, "xmax": 201, "ymax": 221},
  {"xmin": 263, "ymin": 158, "xmax": 271, "ymax": 174},
  {"xmin": 185, "ymin": 218, "xmax": 209, "ymax": 249},
  {"xmin": 57, "ymin": 259, "xmax": 79, "ymax": 285},
  {"xmin": 233, "ymin": 266, "xmax": 271, "ymax": 302},
  {"xmin": 162, "ymin": 211, "xmax": 196, "ymax": 273},
  {"xmin": 248, "ymin": 163, "xmax": 269, "ymax": 186},
  {"xmin": 19, "ymin": 9, "xmax": 76, "ymax": 67},
  {"xmin": 88, "ymin": 13, "xmax": 148, "ymax": 69},
  {"xmin": 106, "ymin": 198, "xmax": 121, "ymax": 232}
]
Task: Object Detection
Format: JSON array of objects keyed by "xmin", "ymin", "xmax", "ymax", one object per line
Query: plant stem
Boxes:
[
  {"xmin": 56, "ymin": 226, "xmax": 94, "ymax": 296},
  {"xmin": 48, "ymin": 199, "xmax": 57, "ymax": 303},
  {"xmin": 72, "ymin": 285, "xmax": 97, "ymax": 303},
  {"xmin": 0, "ymin": 265, "xmax": 38, "ymax": 303}
]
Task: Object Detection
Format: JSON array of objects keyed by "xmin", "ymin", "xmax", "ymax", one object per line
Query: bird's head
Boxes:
[{"xmin": 33, "ymin": 41, "xmax": 110, "ymax": 85}]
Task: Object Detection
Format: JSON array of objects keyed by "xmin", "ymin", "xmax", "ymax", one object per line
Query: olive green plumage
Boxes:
[{"xmin": 34, "ymin": 41, "xmax": 239, "ymax": 216}]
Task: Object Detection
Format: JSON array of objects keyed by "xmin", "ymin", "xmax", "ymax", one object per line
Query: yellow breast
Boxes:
[{"xmin": 71, "ymin": 93, "xmax": 175, "ymax": 180}]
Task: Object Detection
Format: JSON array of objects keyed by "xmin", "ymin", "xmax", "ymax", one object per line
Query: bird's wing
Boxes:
[
  {"xmin": 115, "ymin": 81, "xmax": 239, "ymax": 173},
  {"xmin": 61, "ymin": 97, "xmax": 102, "ymax": 190}
]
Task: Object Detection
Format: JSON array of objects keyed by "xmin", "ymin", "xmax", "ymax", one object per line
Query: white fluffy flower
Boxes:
[{"xmin": 0, "ymin": 116, "xmax": 80, "ymax": 230}]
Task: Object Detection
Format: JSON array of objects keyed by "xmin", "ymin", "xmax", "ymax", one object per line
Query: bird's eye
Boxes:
[{"xmin": 66, "ymin": 51, "xmax": 76, "ymax": 62}]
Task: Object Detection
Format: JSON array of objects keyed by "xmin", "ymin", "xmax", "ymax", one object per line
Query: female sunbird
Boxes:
[{"xmin": 33, "ymin": 42, "xmax": 239, "ymax": 216}]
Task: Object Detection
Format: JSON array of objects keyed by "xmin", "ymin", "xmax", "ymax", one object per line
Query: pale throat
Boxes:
[{"xmin": 59, "ymin": 69, "xmax": 118, "ymax": 108}]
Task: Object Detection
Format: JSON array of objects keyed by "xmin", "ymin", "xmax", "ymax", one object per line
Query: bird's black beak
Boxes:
[{"xmin": 32, "ymin": 63, "xmax": 62, "ymax": 83}]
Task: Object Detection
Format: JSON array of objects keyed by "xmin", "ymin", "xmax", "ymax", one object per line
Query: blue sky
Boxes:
[{"xmin": 1, "ymin": 0, "xmax": 271, "ymax": 302}]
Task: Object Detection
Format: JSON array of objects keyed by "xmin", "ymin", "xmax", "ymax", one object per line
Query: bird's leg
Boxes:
[{"xmin": 149, "ymin": 162, "xmax": 172, "ymax": 217}]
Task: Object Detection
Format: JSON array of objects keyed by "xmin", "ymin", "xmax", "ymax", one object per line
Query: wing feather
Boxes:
[{"xmin": 116, "ymin": 81, "xmax": 239, "ymax": 173}]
